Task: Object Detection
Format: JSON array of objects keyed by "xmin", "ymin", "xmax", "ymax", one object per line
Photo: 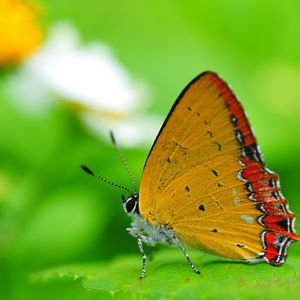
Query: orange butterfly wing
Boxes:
[{"xmin": 139, "ymin": 72, "xmax": 299, "ymax": 264}]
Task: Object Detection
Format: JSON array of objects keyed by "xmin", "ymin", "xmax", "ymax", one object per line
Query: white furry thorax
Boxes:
[{"xmin": 126, "ymin": 213, "xmax": 174, "ymax": 247}]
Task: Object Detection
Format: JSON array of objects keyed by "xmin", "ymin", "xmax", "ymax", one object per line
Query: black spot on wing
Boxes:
[
  {"xmin": 241, "ymin": 143, "xmax": 264, "ymax": 164},
  {"xmin": 213, "ymin": 142, "xmax": 222, "ymax": 151},
  {"xmin": 276, "ymin": 219, "xmax": 289, "ymax": 231},
  {"xmin": 199, "ymin": 204, "xmax": 205, "ymax": 211},
  {"xmin": 211, "ymin": 169, "xmax": 219, "ymax": 177},
  {"xmin": 268, "ymin": 178, "xmax": 275, "ymax": 188},
  {"xmin": 235, "ymin": 129, "xmax": 245, "ymax": 145},
  {"xmin": 207, "ymin": 131, "xmax": 213, "ymax": 138},
  {"xmin": 230, "ymin": 115, "xmax": 238, "ymax": 126}
]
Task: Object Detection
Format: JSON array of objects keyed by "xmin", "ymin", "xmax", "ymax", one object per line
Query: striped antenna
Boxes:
[
  {"xmin": 109, "ymin": 131, "xmax": 137, "ymax": 193},
  {"xmin": 81, "ymin": 165, "xmax": 132, "ymax": 194}
]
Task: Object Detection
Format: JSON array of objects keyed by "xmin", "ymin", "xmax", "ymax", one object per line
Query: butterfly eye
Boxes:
[
  {"xmin": 122, "ymin": 194, "xmax": 139, "ymax": 214},
  {"xmin": 125, "ymin": 197, "xmax": 136, "ymax": 213}
]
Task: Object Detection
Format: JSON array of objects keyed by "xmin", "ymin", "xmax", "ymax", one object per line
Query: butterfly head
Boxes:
[{"xmin": 122, "ymin": 193, "xmax": 139, "ymax": 215}]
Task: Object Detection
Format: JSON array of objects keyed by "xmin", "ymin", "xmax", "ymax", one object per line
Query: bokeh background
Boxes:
[{"xmin": 1, "ymin": 0, "xmax": 300, "ymax": 299}]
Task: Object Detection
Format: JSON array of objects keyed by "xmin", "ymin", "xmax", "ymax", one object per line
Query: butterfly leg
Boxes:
[
  {"xmin": 171, "ymin": 234, "xmax": 200, "ymax": 275},
  {"xmin": 137, "ymin": 235, "xmax": 147, "ymax": 279}
]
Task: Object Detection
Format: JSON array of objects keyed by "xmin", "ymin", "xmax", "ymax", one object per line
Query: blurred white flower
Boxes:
[
  {"xmin": 7, "ymin": 21, "xmax": 161, "ymax": 147},
  {"xmin": 82, "ymin": 113, "xmax": 161, "ymax": 148}
]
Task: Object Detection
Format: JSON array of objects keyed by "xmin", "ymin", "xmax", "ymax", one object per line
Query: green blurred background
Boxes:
[{"xmin": 1, "ymin": 0, "xmax": 300, "ymax": 299}]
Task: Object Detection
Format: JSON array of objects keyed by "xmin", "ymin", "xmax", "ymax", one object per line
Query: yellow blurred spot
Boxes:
[
  {"xmin": 0, "ymin": 0, "xmax": 43, "ymax": 66},
  {"xmin": 63, "ymin": 101, "xmax": 128, "ymax": 120},
  {"xmin": 254, "ymin": 63, "xmax": 300, "ymax": 118}
]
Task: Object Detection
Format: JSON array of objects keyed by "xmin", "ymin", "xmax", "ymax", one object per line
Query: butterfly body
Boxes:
[
  {"xmin": 126, "ymin": 213, "xmax": 173, "ymax": 246},
  {"xmin": 124, "ymin": 193, "xmax": 201, "ymax": 277}
]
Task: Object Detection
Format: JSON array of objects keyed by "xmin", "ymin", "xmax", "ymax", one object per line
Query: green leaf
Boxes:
[{"xmin": 33, "ymin": 249, "xmax": 300, "ymax": 300}]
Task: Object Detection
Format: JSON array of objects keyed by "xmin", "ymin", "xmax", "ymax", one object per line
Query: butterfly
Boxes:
[{"xmin": 82, "ymin": 71, "xmax": 300, "ymax": 279}]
